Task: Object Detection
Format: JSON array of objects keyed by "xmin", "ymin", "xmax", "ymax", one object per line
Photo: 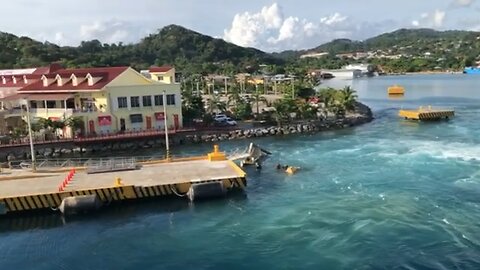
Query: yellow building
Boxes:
[
  {"xmin": 2, "ymin": 66, "xmax": 182, "ymax": 137},
  {"xmin": 140, "ymin": 66, "xmax": 177, "ymax": 84}
]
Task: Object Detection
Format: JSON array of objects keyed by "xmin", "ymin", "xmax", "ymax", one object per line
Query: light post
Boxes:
[
  {"xmin": 162, "ymin": 90, "xmax": 170, "ymax": 160},
  {"xmin": 24, "ymin": 99, "xmax": 36, "ymax": 171}
]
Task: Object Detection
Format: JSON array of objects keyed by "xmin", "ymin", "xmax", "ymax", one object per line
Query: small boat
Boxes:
[
  {"xmin": 388, "ymin": 85, "xmax": 405, "ymax": 95},
  {"xmin": 238, "ymin": 143, "xmax": 271, "ymax": 167},
  {"xmin": 285, "ymin": 166, "xmax": 300, "ymax": 175}
]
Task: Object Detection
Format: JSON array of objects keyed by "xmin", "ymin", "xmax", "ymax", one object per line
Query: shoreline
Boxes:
[
  {"xmin": 388, "ymin": 71, "xmax": 463, "ymax": 75},
  {"xmin": 0, "ymin": 102, "xmax": 373, "ymax": 162}
]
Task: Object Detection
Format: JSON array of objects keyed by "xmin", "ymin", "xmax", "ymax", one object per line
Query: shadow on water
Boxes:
[{"xmin": 0, "ymin": 192, "xmax": 248, "ymax": 233}]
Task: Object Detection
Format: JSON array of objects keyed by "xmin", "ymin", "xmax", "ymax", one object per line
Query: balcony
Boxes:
[{"xmin": 2, "ymin": 107, "xmax": 74, "ymax": 119}]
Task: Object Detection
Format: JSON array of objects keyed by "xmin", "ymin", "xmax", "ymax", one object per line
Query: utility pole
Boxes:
[
  {"xmin": 162, "ymin": 90, "xmax": 170, "ymax": 160},
  {"xmin": 24, "ymin": 99, "xmax": 36, "ymax": 171}
]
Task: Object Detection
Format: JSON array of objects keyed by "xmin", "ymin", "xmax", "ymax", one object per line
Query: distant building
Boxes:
[
  {"xmin": 300, "ymin": 52, "xmax": 329, "ymax": 59},
  {"xmin": 141, "ymin": 66, "xmax": 178, "ymax": 84}
]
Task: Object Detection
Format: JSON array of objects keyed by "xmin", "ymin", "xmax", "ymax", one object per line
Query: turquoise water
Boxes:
[{"xmin": 1, "ymin": 74, "xmax": 480, "ymax": 269}]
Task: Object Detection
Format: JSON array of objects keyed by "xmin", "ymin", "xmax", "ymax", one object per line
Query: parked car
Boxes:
[
  {"xmin": 225, "ymin": 117, "xmax": 237, "ymax": 126},
  {"xmin": 213, "ymin": 114, "xmax": 228, "ymax": 122}
]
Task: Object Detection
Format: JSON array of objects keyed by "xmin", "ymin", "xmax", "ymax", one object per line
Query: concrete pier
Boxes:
[
  {"xmin": 399, "ymin": 106, "xmax": 454, "ymax": 120},
  {"xmin": 0, "ymin": 146, "xmax": 247, "ymax": 215}
]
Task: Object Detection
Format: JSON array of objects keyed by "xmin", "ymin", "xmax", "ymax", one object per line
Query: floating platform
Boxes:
[
  {"xmin": 388, "ymin": 85, "xmax": 405, "ymax": 95},
  {"xmin": 0, "ymin": 146, "xmax": 247, "ymax": 215},
  {"xmin": 399, "ymin": 106, "xmax": 454, "ymax": 120}
]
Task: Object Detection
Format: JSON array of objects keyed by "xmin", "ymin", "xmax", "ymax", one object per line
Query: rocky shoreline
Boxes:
[{"xmin": 3, "ymin": 102, "xmax": 373, "ymax": 161}]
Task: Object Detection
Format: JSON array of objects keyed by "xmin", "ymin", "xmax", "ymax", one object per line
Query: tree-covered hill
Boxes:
[
  {"xmin": 1, "ymin": 26, "xmax": 480, "ymax": 75},
  {"xmin": 0, "ymin": 24, "xmax": 281, "ymax": 74},
  {"xmin": 300, "ymin": 28, "xmax": 480, "ymax": 72}
]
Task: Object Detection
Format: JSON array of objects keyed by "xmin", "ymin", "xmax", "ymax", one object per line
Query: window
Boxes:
[
  {"xmin": 154, "ymin": 95, "xmax": 163, "ymax": 106},
  {"xmin": 166, "ymin": 94, "xmax": 175, "ymax": 105},
  {"xmin": 157, "ymin": 76, "xmax": 164, "ymax": 81},
  {"xmin": 129, "ymin": 114, "xmax": 143, "ymax": 123},
  {"xmin": 142, "ymin": 96, "xmax": 152, "ymax": 107},
  {"xmin": 130, "ymin": 96, "xmax": 140, "ymax": 108},
  {"xmin": 118, "ymin": 97, "xmax": 128, "ymax": 108},
  {"xmin": 46, "ymin": 101, "xmax": 56, "ymax": 108}
]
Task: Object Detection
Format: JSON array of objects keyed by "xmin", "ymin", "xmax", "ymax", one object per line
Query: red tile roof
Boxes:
[
  {"xmin": 149, "ymin": 66, "xmax": 173, "ymax": 73},
  {"xmin": 0, "ymin": 64, "xmax": 58, "ymax": 89},
  {"xmin": 18, "ymin": 66, "xmax": 129, "ymax": 93}
]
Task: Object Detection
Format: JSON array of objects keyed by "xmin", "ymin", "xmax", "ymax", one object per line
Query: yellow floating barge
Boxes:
[
  {"xmin": 388, "ymin": 85, "xmax": 405, "ymax": 96},
  {"xmin": 399, "ymin": 106, "xmax": 454, "ymax": 120},
  {"xmin": 0, "ymin": 146, "xmax": 247, "ymax": 216}
]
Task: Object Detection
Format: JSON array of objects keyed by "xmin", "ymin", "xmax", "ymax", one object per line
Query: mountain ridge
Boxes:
[{"xmin": 1, "ymin": 25, "xmax": 479, "ymax": 73}]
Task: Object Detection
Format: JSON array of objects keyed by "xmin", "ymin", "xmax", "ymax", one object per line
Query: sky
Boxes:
[{"xmin": 1, "ymin": 0, "xmax": 479, "ymax": 52}]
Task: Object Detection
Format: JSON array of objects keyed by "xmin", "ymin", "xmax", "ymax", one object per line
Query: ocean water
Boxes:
[{"xmin": 1, "ymin": 74, "xmax": 480, "ymax": 269}]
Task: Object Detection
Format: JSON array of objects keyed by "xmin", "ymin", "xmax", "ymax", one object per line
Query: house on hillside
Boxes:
[{"xmin": 141, "ymin": 66, "xmax": 180, "ymax": 84}]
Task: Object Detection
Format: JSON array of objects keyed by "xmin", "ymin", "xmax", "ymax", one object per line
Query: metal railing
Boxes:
[{"xmin": 86, "ymin": 157, "xmax": 137, "ymax": 174}]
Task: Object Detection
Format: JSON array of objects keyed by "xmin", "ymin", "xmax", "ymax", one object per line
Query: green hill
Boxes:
[
  {"xmin": 0, "ymin": 24, "xmax": 281, "ymax": 74},
  {"xmin": 1, "ymin": 26, "xmax": 480, "ymax": 74},
  {"xmin": 300, "ymin": 28, "xmax": 480, "ymax": 72}
]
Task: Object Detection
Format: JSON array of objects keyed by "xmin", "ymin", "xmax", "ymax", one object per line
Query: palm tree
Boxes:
[
  {"xmin": 50, "ymin": 120, "xmax": 66, "ymax": 138},
  {"xmin": 272, "ymin": 98, "xmax": 297, "ymax": 126},
  {"xmin": 206, "ymin": 95, "xmax": 226, "ymax": 114},
  {"xmin": 341, "ymin": 86, "xmax": 358, "ymax": 111},
  {"xmin": 251, "ymin": 91, "xmax": 268, "ymax": 116},
  {"xmin": 296, "ymin": 100, "xmax": 317, "ymax": 120},
  {"xmin": 66, "ymin": 116, "xmax": 85, "ymax": 135},
  {"xmin": 227, "ymin": 85, "xmax": 242, "ymax": 108},
  {"xmin": 37, "ymin": 117, "xmax": 53, "ymax": 130}
]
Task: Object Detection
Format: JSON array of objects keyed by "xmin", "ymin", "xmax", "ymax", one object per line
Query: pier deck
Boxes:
[
  {"xmin": 0, "ymin": 151, "xmax": 247, "ymax": 215},
  {"xmin": 399, "ymin": 106, "xmax": 454, "ymax": 120}
]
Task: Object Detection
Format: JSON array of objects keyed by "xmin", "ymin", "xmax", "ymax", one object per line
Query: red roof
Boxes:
[
  {"xmin": 0, "ymin": 64, "xmax": 58, "ymax": 89},
  {"xmin": 18, "ymin": 66, "xmax": 129, "ymax": 93},
  {"xmin": 0, "ymin": 75, "xmax": 43, "ymax": 88},
  {"xmin": 149, "ymin": 66, "xmax": 173, "ymax": 73}
]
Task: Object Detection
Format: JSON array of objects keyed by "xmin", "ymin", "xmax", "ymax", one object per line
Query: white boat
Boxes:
[{"xmin": 321, "ymin": 69, "xmax": 362, "ymax": 79}]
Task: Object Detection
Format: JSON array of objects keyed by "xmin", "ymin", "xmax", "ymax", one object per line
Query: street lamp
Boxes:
[
  {"xmin": 162, "ymin": 90, "xmax": 170, "ymax": 160},
  {"xmin": 23, "ymin": 99, "xmax": 36, "ymax": 171}
]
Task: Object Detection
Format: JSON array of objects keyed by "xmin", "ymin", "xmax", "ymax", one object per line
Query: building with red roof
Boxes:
[{"xmin": 1, "ymin": 64, "xmax": 182, "ymax": 137}]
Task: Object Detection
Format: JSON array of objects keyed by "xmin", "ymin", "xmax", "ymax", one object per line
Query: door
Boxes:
[
  {"xmin": 120, "ymin": 118, "xmax": 126, "ymax": 132},
  {"xmin": 173, "ymin": 114, "xmax": 179, "ymax": 130},
  {"xmin": 88, "ymin": 120, "xmax": 95, "ymax": 135},
  {"xmin": 146, "ymin": 116, "xmax": 152, "ymax": 130}
]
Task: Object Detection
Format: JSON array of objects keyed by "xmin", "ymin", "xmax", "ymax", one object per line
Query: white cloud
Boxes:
[
  {"xmin": 79, "ymin": 20, "xmax": 139, "ymax": 44},
  {"xmin": 223, "ymin": 3, "xmax": 395, "ymax": 52},
  {"xmin": 320, "ymin": 13, "xmax": 347, "ymax": 25},
  {"xmin": 27, "ymin": 19, "xmax": 151, "ymax": 46},
  {"xmin": 412, "ymin": 9, "xmax": 446, "ymax": 28}
]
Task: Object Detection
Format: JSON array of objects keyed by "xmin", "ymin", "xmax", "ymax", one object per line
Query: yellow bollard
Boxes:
[
  {"xmin": 115, "ymin": 177, "xmax": 123, "ymax": 187},
  {"xmin": 208, "ymin": 144, "xmax": 227, "ymax": 161}
]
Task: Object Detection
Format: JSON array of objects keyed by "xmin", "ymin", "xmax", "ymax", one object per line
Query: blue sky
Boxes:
[{"xmin": 1, "ymin": 0, "xmax": 479, "ymax": 51}]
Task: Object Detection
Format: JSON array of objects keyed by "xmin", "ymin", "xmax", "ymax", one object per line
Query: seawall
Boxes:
[{"xmin": 0, "ymin": 102, "xmax": 373, "ymax": 162}]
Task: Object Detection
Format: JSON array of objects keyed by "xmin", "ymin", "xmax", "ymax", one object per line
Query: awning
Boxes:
[{"xmin": 26, "ymin": 93, "xmax": 74, "ymax": 100}]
